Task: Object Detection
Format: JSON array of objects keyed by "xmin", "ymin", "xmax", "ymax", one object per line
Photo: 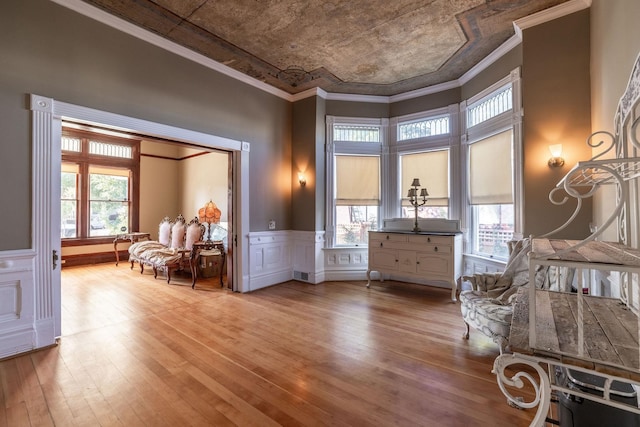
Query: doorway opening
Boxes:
[
  {"xmin": 31, "ymin": 94, "xmax": 250, "ymax": 346},
  {"xmin": 58, "ymin": 121, "xmax": 234, "ymax": 292}
]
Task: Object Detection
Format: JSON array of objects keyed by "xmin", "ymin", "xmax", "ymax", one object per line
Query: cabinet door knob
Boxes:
[
  {"xmin": 416, "ymin": 261, "xmax": 420, "ymax": 264},
  {"xmin": 380, "ymin": 242, "xmax": 383, "ymax": 247},
  {"xmin": 434, "ymin": 246, "xmax": 438, "ymax": 252},
  {"xmin": 386, "ymin": 235, "xmax": 389, "ymax": 240},
  {"xmin": 428, "ymin": 237, "xmax": 431, "ymax": 242}
]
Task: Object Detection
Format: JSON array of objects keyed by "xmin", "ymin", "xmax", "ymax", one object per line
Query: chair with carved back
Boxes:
[{"xmin": 151, "ymin": 216, "xmax": 205, "ymax": 283}]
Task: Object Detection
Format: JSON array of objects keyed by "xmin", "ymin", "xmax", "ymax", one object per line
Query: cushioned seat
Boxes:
[
  {"xmin": 460, "ymin": 290, "xmax": 514, "ymax": 350},
  {"xmin": 460, "ymin": 238, "xmax": 532, "ymax": 353},
  {"xmin": 128, "ymin": 215, "xmax": 205, "ymax": 284}
]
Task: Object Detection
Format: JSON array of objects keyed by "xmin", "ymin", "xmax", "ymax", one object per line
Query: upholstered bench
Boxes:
[{"xmin": 128, "ymin": 215, "xmax": 205, "ymax": 284}]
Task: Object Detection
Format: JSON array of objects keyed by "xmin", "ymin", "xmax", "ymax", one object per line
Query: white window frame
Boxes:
[
  {"xmin": 461, "ymin": 68, "xmax": 523, "ymax": 260},
  {"xmin": 325, "ymin": 116, "xmax": 388, "ymax": 248},
  {"xmin": 390, "ymin": 105, "xmax": 459, "ymax": 221}
]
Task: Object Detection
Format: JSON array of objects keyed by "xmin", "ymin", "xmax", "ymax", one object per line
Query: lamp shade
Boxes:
[{"xmin": 548, "ymin": 144, "xmax": 563, "ymax": 158}]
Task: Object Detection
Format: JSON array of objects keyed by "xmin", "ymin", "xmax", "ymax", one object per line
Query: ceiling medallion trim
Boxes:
[{"xmin": 275, "ymin": 66, "xmax": 315, "ymax": 88}]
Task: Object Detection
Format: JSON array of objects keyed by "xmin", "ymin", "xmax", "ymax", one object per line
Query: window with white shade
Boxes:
[
  {"xmin": 463, "ymin": 70, "xmax": 522, "ymax": 260},
  {"xmin": 334, "ymin": 155, "xmax": 380, "ymax": 245},
  {"xmin": 326, "ymin": 117, "xmax": 386, "ymax": 247},
  {"xmin": 468, "ymin": 130, "xmax": 514, "ymax": 258},
  {"xmin": 400, "ymin": 150, "xmax": 449, "ymax": 219}
]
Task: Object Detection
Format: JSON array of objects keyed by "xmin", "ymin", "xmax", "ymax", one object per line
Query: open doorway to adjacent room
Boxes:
[{"xmin": 58, "ymin": 121, "xmax": 234, "ymax": 291}]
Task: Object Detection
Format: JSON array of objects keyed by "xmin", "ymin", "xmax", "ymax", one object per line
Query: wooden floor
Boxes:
[{"xmin": 0, "ymin": 263, "xmax": 537, "ymax": 426}]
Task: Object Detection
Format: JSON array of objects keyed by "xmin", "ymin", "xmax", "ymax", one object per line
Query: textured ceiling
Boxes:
[{"xmin": 81, "ymin": 0, "xmax": 571, "ymax": 96}]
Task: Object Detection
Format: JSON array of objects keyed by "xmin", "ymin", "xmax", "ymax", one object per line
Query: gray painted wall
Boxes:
[
  {"xmin": 0, "ymin": 0, "xmax": 291, "ymax": 250},
  {"xmin": 522, "ymin": 9, "xmax": 593, "ymax": 239},
  {"xmin": 2, "ymin": 0, "xmax": 599, "ymax": 253}
]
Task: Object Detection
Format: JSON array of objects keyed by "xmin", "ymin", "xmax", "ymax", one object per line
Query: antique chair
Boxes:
[
  {"xmin": 459, "ymin": 238, "xmax": 532, "ymax": 354},
  {"xmin": 128, "ymin": 216, "xmax": 173, "ymax": 274},
  {"xmin": 148, "ymin": 216, "xmax": 203, "ymax": 283}
]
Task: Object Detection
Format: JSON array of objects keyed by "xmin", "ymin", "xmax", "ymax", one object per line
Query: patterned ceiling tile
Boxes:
[{"xmin": 81, "ymin": 0, "xmax": 572, "ymax": 95}]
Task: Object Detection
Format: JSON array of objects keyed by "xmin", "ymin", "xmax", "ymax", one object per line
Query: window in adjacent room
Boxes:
[{"xmin": 61, "ymin": 126, "xmax": 140, "ymax": 242}]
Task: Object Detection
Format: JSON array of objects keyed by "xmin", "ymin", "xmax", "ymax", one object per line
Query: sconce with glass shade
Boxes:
[
  {"xmin": 548, "ymin": 144, "xmax": 565, "ymax": 167},
  {"xmin": 298, "ymin": 172, "xmax": 306, "ymax": 187}
]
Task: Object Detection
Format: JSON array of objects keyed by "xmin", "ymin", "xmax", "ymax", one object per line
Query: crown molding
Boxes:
[
  {"xmin": 325, "ymin": 92, "xmax": 390, "ymax": 104},
  {"xmin": 389, "ymin": 80, "xmax": 461, "ymax": 103},
  {"xmin": 458, "ymin": 34, "xmax": 521, "ymax": 86},
  {"xmin": 51, "ymin": 0, "xmax": 590, "ymax": 105},
  {"xmin": 50, "ymin": 0, "xmax": 292, "ymax": 100},
  {"xmin": 290, "ymin": 87, "xmax": 326, "ymax": 102},
  {"xmin": 513, "ymin": 0, "xmax": 591, "ymax": 38}
]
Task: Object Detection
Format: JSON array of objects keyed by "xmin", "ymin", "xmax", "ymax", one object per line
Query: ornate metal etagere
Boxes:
[{"xmin": 493, "ymin": 51, "xmax": 640, "ymax": 427}]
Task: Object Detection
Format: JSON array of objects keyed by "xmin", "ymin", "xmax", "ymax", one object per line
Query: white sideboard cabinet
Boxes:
[{"xmin": 367, "ymin": 230, "xmax": 462, "ymax": 301}]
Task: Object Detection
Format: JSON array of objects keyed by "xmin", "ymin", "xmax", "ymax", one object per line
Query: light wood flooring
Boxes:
[{"xmin": 0, "ymin": 263, "xmax": 538, "ymax": 426}]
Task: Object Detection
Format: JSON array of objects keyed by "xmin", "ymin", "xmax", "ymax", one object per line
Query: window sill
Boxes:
[
  {"xmin": 62, "ymin": 237, "xmax": 117, "ymax": 247},
  {"xmin": 463, "ymin": 252, "xmax": 507, "ymax": 267}
]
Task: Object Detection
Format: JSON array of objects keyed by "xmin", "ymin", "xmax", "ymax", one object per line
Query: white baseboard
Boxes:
[{"xmin": 0, "ymin": 328, "xmax": 36, "ymax": 359}]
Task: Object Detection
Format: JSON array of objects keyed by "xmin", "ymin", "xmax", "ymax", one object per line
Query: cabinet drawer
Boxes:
[
  {"xmin": 407, "ymin": 234, "xmax": 452, "ymax": 245},
  {"xmin": 369, "ymin": 232, "xmax": 408, "ymax": 243},
  {"xmin": 423, "ymin": 244, "xmax": 452, "ymax": 255}
]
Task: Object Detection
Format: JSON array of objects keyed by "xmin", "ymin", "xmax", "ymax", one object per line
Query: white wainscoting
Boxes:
[
  {"xmin": 248, "ymin": 232, "xmax": 510, "ymax": 291},
  {"xmin": 247, "ymin": 231, "xmax": 293, "ymax": 291},
  {"xmin": 291, "ymin": 231, "xmax": 325, "ymax": 284},
  {"xmin": 323, "ymin": 247, "xmax": 369, "ymax": 281},
  {"xmin": 0, "ymin": 250, "xmax": 37, "ymax": 359}
]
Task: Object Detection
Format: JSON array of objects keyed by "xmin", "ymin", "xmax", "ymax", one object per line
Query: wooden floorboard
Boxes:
[{"xmin": 0, "ymin": 263, "xmax": 537, "ymax": 426}]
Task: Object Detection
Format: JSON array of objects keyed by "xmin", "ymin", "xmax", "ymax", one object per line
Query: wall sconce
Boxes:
[
  {"xmin": 298, "ymin": 172, "xmax": 306, "ymax": 187},
  {"xmin": 548, "ymin": 144, "xmax": 565, "ymax": 167}
]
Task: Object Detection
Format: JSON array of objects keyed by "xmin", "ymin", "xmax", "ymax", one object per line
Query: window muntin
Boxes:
[
  {"xmin": 61, "ymin": 127, "xmax": 139, "ymax": 242},
  {"xmin": 400, "ymin": 150, "xmax": 449, "ymax": 219},
  {"xmin": 398, "ymin": 115, "xmax": 449, "ymax": 141},
  {"xmin": 62, "ymin": 136, "xmax": 81, "ymax": 152},
  {"xmin": 89, "ymin": 140, "xmax": 133, "ymax": 158},
  {"xmin": 333, "ymin": 124, "xmax": 381, "ymax": 143},
  {"xmin": 467, "ymin": 84, "xmax": 513, "ymax": 128}
]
